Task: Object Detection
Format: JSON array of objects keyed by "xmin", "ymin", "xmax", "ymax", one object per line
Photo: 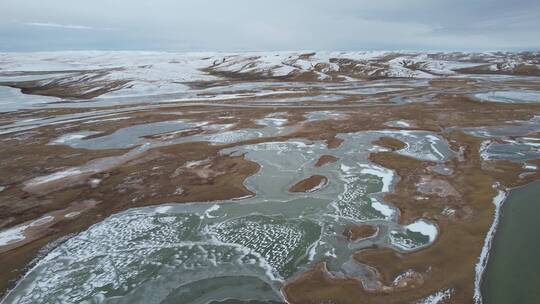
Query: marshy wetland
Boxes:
[{"xmin": 1, "ymin": 51, "xmax": 540, "ymax": 303}]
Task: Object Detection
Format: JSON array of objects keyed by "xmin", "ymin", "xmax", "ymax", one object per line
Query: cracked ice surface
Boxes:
[{"xmin": 5, "ymin": 130, "xmax": 450, "ymax": 303}]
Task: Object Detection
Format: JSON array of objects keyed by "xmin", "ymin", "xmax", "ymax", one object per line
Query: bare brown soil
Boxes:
[
  {"xmin": 0, "ymin": 139, "xmax": 259, "ymax": 295},
  {"xmin": 289, "ymin": 175, "xmax": 328, "ymax": 193},
  {"xmin": 455, "ymin": 63, "xmax": 540, "ymax": 76},
  {"xmin": 314, "ymin": 155, "xmax": 339, "ymax": 167},
  {"xmin": 1, "ymin": 77, "xmax": 129, "ymax": 99},
  {"xmin": 283, "ymin": 121, "xmax": 540, "ymax": 303},
  {"xmin": 343, "ymin": 225, "xmax": 378, "ymax": 241},
  {"xmin": 372, "ymin": 137, "xmax": 407, "ymax": 151},
  {"xmin": 1, "ymin": 76, "xmax": 540, "ymax": 302}
]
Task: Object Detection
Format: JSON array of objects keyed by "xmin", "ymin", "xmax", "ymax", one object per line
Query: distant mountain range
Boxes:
[{"xmin": 1, "ymin": 51, "xmax": 539, "ymax": 99}]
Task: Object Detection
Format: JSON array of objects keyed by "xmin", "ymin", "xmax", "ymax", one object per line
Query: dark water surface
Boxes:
[{"xmin": 483, "ymin": 181, "xmax": 540, "ymax": 304}]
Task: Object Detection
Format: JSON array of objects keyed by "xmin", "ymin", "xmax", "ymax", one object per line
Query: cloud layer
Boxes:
[
  {"xmin": 1, "ymin": 0, "xmax": 539, "ymax": 51},
  {"xmin": 24, "ymin": 22, "xmax": 96, "ymax": 30}
]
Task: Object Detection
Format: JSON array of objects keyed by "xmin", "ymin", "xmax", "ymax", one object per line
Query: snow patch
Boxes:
[
  {"xmin": 416, "ymin": 289, "xmax": 453, "ymax": 304},
  {"xmin": 359, "ymin": 163, "xmax": 395, "ymax": 193},
  {"xmin": 64, "ymin": 212, "xmax": 81, "ymax": 219},
  {"xmin": 204, "ymin": 204, "xmax": 221, "ymax": 219},
  {"xmin": 371, "ymin": 199, "xmax": 395, "ymax": 219},
  {"xmin": 523, "ymin": 163, "xmax": 537, "ymax": 170},
  {"xmin": 406, "ymin": 220, "xmax": 438, "ymax": 242},
  {"xmin": 0, "ymin": 225, "xmax": 28, "ymax": 246},
  {"xmin": 473, "ymin": 188, "xmax": 507, "ymax": 304}
]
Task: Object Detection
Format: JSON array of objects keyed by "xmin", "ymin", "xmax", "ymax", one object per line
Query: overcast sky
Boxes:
[{"xmin": 1, "ymin": 0, "xmax": 539, "ymax": 52}]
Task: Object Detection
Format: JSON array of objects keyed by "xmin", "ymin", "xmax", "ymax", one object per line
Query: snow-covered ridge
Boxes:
[{"xmin": 0, "ymin": 51, "xmax": 539, "ymax": 99}]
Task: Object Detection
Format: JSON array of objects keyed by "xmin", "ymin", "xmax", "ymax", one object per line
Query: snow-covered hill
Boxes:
[{"xmin": 0, "ymin": 51, "xmax": 539, "ymax": 99}]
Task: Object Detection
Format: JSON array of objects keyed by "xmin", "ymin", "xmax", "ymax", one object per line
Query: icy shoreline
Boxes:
[{"xmin": 473, "ymin": 187, "xmax": 507, "ymax": 304}]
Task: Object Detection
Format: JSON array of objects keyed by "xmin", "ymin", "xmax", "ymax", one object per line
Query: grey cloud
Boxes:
[
  {"xmin": 25, "ymin": 22, "xmax": 96, "ymax": 30},
  {"xmin": 0, "ymin": 0, "xmax": 539, "ymax": 51}
]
